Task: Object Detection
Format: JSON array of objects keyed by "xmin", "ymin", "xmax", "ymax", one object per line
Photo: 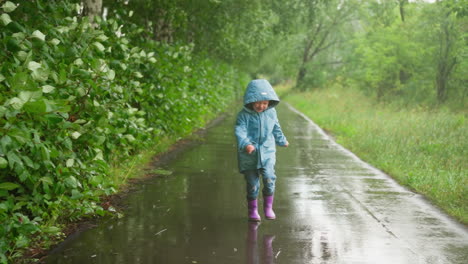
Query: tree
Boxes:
[
  {"xmin": 432, "ymin": 1, "xmax": 466, "ymax": 103},
  {"xmin": 398, "ymin": 0, "xmax": 408, "ymax": 22},
  {"xmin": 83, "ymin": 0, "xmax": 102, "ymax": 24},
  {"xmin": 294, "ymin": 0, "xmax": 357, "ymax": 89}
]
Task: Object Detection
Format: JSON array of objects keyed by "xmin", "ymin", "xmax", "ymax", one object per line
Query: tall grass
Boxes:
[{"xmin": 284, "ymin": 85, "xmax": 468, "ymax": 224}]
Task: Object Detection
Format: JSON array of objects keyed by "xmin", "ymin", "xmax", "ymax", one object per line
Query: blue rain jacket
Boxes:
[{"xmin": 235, "ymin": 79, "xmax": 288, "ymax": 173}]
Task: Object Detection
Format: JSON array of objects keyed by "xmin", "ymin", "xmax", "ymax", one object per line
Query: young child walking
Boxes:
[{"xmin": 235, "ymin": 79, "xmax": 289, "ymax": 221}]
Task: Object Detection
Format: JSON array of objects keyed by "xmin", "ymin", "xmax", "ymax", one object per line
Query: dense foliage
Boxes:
[
  {"xmin": 101, "ymin": 0, "xmax": 283, "ymax": 72},
  {"xmin": 290, "ymin": 0, "xmax": 467, "ymax": 108},
  {"xmin": 0, "ymin": 0, "xmax": 246, "ymax": 261}
]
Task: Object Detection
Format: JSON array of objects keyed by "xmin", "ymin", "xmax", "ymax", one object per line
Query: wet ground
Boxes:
[{"xmin": 45, "ymin": 103, "xmax": 468, "ymax": 264}]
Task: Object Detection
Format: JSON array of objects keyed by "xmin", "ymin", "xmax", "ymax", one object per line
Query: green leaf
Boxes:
[
  {"xmin": 107, "ymin": 69, "xmax": 115, "ymax": 80},
  {"xmin": 6, "ymin": 38, "xmax": 21, "ymax": 52},
  {"xmin": 1, "ymin": 1, "xmax": 17, "ymax": 13},
  {"xmin": 21, "ymin": 156, "xmax": 34, "ymax": 168},
  {"xmin": 64, "ymin": 176, "xmax": 78, "ymax": 188},
  {"xmin": 71, "ymin": 131, "xmax": 81, "ymax": 139},
  {"xmin": 73, "ymin": 69, "xmax": 91, "ymax": 79},
  {"xmin": 50, "ymin": 99, "xmax": 71, "ymax": 113},
  {"xmin": 0, "ymin": 157, "xmax": 7, "ymax": 168},
  {"xmin": 42, "ymin": 226, "xmax": 61, "ymax": 234},
  {"xmin": 134, "ymin": 72, "xmax": 143, "ymax": 78},
  {"xmin": 63, "ymin": 137, "xmax": 73, "ymax": 150},
  {"xmin": 9, "ymin": 128, "xmax": 31, "ymax": 144},
  {"xmin": 7, "ymin": 21, "xmax": 25, "ymax": 33},
  {"xmin": 0, "ymin": 74, "xmax": 5, "ymax": 82},
  {"xmin": 17, "ymin": 50, "xmax": 28, "ymax": 61},
  {"xmin": 39, "ymin": 176, "xmax": 53, "ymax": 185},
  {"xmin": 49, "ymin": 38, "xmax": 60, "ymax": 46},
  {"xmin": 93, "ymin": 42, "xmax": 105, "ymax": 52},
  {"xmin": 31, "ymin": 30, "xmax": 46, "ymax": 41},
  {"xmin": 0, "ymin": 182, "xmax": 20, "ymax": 190},
  {"xmin": 39, "ymin": 145, "xmax": 50, "ymax": 161},
  {"xmin": 0, "ymin": 13, "xmax": 12, "ymax": 26},
  {"xmin": 27, "ymin": 61, "xmax": 49, "ymax": 82},
  {"xmin": 0, "ymin": 106, "xmax": 6, "ymax": 116},
  {"xmin": 19, "ymin": 91, "xmax": 42, "ymax": 102},
  {"xmin": 96, "ymin": 34, "xmax": 108, "ymax": 42},
  {"xmin": 71, "ymin": 189, "xmax": 82, "ymax": 199},
  {"xmin": 1, "ymin": 136, "xmax": 12, "ymax": 151},
  {"xmin": 14, "ymin": 235, "xmax": 29, "ymax": 248},
  {"xmin": 9, "ymin": 72, "xmax": 37, "ymax": 91},
  {"xmin": 66, "ymin": 158, "xmax": 74, "ymax": 167},
  {"xmin": 0, "ymin": 189, "xmax": 8, "ymax": 197},
  {"xmin": 6, "ymin": 151, "xmax": 22, "ymax": 169},
  {"xmin": 42, "ymin": 85, "xmax": 55, "ymax": 93},
  {"xmin": 12, "ymin": 32, "xmax": 26, "ymax": 40},
  {"xmin": 24, "ymin": 99, "xmax": 47, "ymax": 114},
  {"xmin": 8, "ymin": 97, "xmax": 25, "ymax": 110},
  {"xmin": 27, "ymin": 61, "xmax": 42, "ymax": 71},
  {"xmin": 45, "ymin": 114, "xmax": 63, "ymax": 125}
]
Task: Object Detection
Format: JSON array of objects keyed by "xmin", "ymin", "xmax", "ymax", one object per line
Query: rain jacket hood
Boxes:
[
  {"xmin": 243, "ymin": 79, "xmax": 280, "ymax": 110},
  {"xmin": 235, "ymin": 80, "xmax": 287, "ymax": 173}
]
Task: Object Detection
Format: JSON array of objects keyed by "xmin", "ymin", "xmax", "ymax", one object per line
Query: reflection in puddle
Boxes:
[{"xmin": 246, "ymin": 222, "xmax": 276, "ymax": 264}]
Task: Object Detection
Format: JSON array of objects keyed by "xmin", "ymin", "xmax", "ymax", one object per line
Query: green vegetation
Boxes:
[
  {"xmin": 285, "ymin": 83, "xmax": 467, "ymax": 224},
  {"xmin": 0, "ymin": 1, "xmax": 247, "ymax": 262},
  {"xmin": 1, "ymin": 0, "xmax": 466, "ymax": 262},
  {"xmin": 272, "ymin": 0, "xmax": 467, "ymax": 109},
  {"xmin": 273, "ymin": 0, "xmax": 467, "ymax": 226}
]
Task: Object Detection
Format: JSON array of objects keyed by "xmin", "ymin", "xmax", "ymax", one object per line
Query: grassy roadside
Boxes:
[{"xmin": 280, "ymin": 84, "xmax": 467, "ymax": 224}]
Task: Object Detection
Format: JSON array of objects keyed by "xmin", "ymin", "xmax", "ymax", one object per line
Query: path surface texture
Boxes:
[{"xmin": 45, "ymin": 103, "xmax": 468, "ymax": 264}]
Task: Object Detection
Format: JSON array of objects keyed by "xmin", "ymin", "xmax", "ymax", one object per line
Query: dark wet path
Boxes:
[{"xmin": 45, "ymin": 103, "xmax": 468, "ymax": 264}]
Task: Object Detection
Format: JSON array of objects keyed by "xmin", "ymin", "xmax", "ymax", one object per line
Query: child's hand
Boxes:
[
  {"xmin": 284, "ymin": 141, "xmax": 289, "ymax": 147},
  {"xmin": 245, "ymin": 145, "xmax": 255, "ymax": 154}
]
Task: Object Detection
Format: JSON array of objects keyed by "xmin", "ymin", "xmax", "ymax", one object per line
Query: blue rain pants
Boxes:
[{"xmin": 243, "ymin": 167, "xmax": 276, "ymax": 201}]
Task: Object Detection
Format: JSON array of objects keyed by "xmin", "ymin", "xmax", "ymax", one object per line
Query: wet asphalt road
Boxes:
[{"xmin": 45, "ymin": 103, "xmax": 468, "ymax": 264}]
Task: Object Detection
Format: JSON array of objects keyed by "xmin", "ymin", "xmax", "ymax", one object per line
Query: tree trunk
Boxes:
[
  {"xmin": 296, "ymin": 66, "xmax": 307, "ymax": 90},
  {"xmin": 398, "ymin": 0, "xmax": 408, "ymax": 22},
  {"xmin": 83, "ymin": 0, "xmax": 102, "ymax": 24},
  {"xmin": 436, "ymin": 19, "xmax": 457, "ymax": 103}
]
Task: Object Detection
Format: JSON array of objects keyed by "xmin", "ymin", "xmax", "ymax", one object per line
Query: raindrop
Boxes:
[{"xmin": 154, "ymin": 229, "xmax": 167, "ymax": 236}]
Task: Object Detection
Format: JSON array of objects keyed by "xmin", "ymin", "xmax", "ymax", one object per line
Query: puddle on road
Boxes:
[{"xmin": 44, "ymin": 104, "xmax": 468, "ymax": 264}]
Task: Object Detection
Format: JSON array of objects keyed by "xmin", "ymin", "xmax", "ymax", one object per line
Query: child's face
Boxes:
[{"xmin": 252, "ymin": 100, "xmax": 269, "ymax": 112}]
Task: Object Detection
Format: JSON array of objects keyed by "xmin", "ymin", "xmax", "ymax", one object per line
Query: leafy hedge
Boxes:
[{"xmin": 0, "ymin": 1, "xmax": 247, "ymax": 261}]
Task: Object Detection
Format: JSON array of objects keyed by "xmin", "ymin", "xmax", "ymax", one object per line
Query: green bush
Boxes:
[{"xmin": 0, "ymin": 1, "xmax": 246, "ymax": 261}]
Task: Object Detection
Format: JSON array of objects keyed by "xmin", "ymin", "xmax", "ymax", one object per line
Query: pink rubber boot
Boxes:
[
  {"xmin": 264, "ymin": 195, "xmax": 276, "ymax": 220},
  {"xmin": 248, "ymin": 199, "xmax": 261, "ymax": 222}
]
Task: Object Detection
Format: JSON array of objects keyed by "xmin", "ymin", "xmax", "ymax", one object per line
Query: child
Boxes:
[{"xmin": 235, "ymin": 79, "xmax": 289, "ymax": 221}]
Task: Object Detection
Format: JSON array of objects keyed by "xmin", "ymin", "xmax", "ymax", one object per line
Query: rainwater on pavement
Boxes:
[{"xmin": 44, "ymin": 103, "xmax": 468, "ymax": 264}]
